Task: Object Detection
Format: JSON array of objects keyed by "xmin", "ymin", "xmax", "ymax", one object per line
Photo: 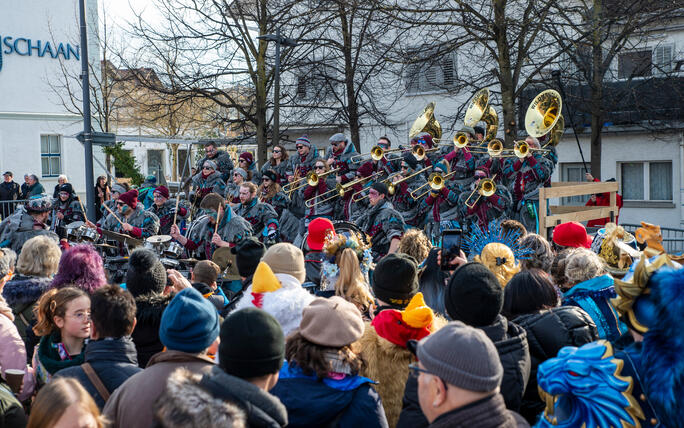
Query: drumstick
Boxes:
[
  {"xmin": 76, "ymin": 196, "xmax": 89, "ymax": 222},
  {"xmin": 172, "ymin": 194, "xmax": 181, "ymax": 227},
  {"xmin": 102, "ymin": 203, "xmax": 124, "ymax": 226},
  {"xmin": 214, "ymin": 204, "xmax": 222, "ymax": 235}
]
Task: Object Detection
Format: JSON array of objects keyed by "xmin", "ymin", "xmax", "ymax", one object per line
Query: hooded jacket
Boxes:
[
  {"xmin": 327, "ymin": 141, "xmax": 359, "ymax": 184},
  {"xmin": 271, "ymin": 361, "xmax": 388, "ymax": 428},
  {"xmin": 511, "ymin": 306, "xmax": 598, "ymax": 423},
  {"xmin": 54, "ymin": 337, "xmax": 142, "ymax": 409},
  {"xmin": 131, "ymin": 293, "xmax": 173, "ymax": 368},
  {"xmin": 2, "ymin": 275, "xmax": 52, "ymax": 358},
  {"xmin": 200, "ymin": 365, "xmax": 288, "ymax": 428}
]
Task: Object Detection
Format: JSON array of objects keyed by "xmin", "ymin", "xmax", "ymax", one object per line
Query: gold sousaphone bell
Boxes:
[
  {"xmin": 511, "ymin": 89, "xmax": 564, "ymax": 158},
  {"xmin": 408, "ymin": 102, "xmax": 443, "ymax": 161}
]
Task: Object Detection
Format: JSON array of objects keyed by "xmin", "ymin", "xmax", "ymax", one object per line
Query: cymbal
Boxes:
[
  {"xmin": 66, "ymin": 221, "xmax": 85, "ymax": 230},
  {"xmin": 146, "ymin": 235, "xmax": 172, "ymax": 244},
  {"xmin": 179, "ymin": 258, "xmax": 199, "ymax": 264},
  {"xmin": 100, "ymin": 228, "xmax": 144, "ymax": 247},
  {"xmin": 212, "ymin": 247, "xmax": 234, "ymax": 272},
  {"xmin": 94, "ymin": 243, "xmax": 117, "ymax": 249}
]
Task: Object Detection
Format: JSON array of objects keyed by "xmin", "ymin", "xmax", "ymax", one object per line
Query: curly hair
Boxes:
[
  {"xmin": 398, "ymin": 229, "xmax": 431, "ymax": 263},
  {"xmin": 51, "ymin": 245, "xmax": 107, "ymax": 294},
  {"xmin": 33, "ymin": 287, "xmax": 89, "ymax": 337},
  {"xmin": 565, "ymin": 247, "xmax": 606, "ymax": 285},
  {"xmin": 520, "ymin": 233, "xmax": 554, "ymax": 273},
  {"xmin": 16, "ymin": 235, "xmax": 61, "ymax": 278},
  {"xmin": 285, "ymin": 331, "xmax": 363, "ymax": 380},
  {"xmin": 474, "ymin": 242, "xmax": 520, "ymax": 288}
]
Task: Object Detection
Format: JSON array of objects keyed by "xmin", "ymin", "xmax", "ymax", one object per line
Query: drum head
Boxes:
[
  {"xmin": 212, "ymin": 247, "xmax": 234, "ymax": 272},
  {"xmin": 66, "ymin": 221, "xmax": 85, "ymax": 230}
]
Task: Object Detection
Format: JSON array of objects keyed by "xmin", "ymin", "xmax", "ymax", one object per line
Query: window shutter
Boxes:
[{"xmin": 653, "ymin": 45, "xmax": 673, "ymax": 74}]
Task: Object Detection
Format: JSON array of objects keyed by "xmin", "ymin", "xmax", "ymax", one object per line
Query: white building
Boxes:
[{"xmin": 0, "ymin": 0, "xmax": 106, "ymax": 199}]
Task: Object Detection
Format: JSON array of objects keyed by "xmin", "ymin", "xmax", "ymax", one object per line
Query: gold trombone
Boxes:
[
  {"xmin": 410, "ymin": 171, "xmax": 456, "ymax": 200},
  {"xmin": 350, "ymin": 145, "xmax": 410, "ymax": 163},
  {"xmin": 387, "ymin": 166, "xmax": 431, "ymax": 196},
  {"xmin": 305, "ymin": 172, "xmax": 381, "ymax": 207},
  {"xmin": 283, "ymin": 168, "xmax": 338, "ymax": 193},
  {"xmin": 352, "ymin": 171, "xmax": 405, "ymax": 201},
  {"xmin": 464, "ymin": 175, "xmax": 498, "ymax": 208}
]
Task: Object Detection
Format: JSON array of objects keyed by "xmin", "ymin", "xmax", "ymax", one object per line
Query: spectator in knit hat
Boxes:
[
  {"xmin": 238, "ymin": 151, "xmax": 261, "ymax": 184},
  {"xmin": 103, "ymin": 287, "xmax": 220, "ymax": 428},
  {"xmin": 234, "ymin": 244, "xmax": 314, "ymax": 336},
  {"xmin": 372, "ymin": 253, "xmax": 419, "ymax": 313},
  {"xmin": 178, "ymin": 307, "xmax": 288, "ymax": 428},
  {"xmin": 271, "ymin": 297, "xmax": 389, "ymax": 428},
  {"xmin": 411, "ymin": 321, "xmax": 529, "ymax": 428},
  {"xmin": 124, "ymin": 249, "xmax": 173, "ymax": 368},
  {"xmin": 304, "ymin": 217, "xmax": 336, "ymax": 287},
  {"xmin": 398, "ymin": 263, "xmax": 530, "ymax": 428},
  {"xmin": 55, "ymin": 285, "xmax": 142, "ymax": 409}
]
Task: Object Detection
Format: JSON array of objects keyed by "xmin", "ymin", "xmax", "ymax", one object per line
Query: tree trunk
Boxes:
[
  {"xmin": 170, "ymin": 143, "xmax": 179, "ymax": 181},
  {"xmin": 339, "ymin": 4, "xmax": 361, "ymax": 152},
  {"xmin": 590, "ymin": 0, "xmax": 603, "ymax": 179},
  {"xmin": 493, "ymin": 0, "xmax": 516, "ymax": 147},
  {"xmin": 256, "ymin": 2, "xmax": 269, "ymax": 169}
]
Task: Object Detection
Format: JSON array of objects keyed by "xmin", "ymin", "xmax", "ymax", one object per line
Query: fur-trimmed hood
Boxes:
[
  {"xmin": 2, "ymin": 275, "xmax": 52, "ymax": 308},
  {"xmin": 135, "ymin": 293, "xmax": 173, "ymax": 325},
  {"xmin": 155, "ymin": 367, "xmax": 246, "ymax": 428}
]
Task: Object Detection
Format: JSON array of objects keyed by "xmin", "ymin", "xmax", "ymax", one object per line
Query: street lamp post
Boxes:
[
  {"xmin": 78, "ymin": 0, "xmax": 96, "ymax": 220},
  {"xmin": 257, "ymin": 30, "xmax": 297, "ymax": 149}
]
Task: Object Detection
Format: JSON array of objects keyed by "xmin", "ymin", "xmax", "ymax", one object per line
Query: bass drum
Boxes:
[{"xmin": 299, "ymin": 220, "xmax": 370, "ymax": 252}]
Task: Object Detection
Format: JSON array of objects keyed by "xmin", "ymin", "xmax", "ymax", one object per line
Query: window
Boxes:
[
  {"xmin": 148, "ymin": 150, "xmax": 164, "ymax": 181},
  {"xmin": 653, "ymin": 45, "xmax": 673, "ymax": 75},
  {"xmin": 405, "ymin": 51, "xmax": 458, "ymax": 95},
  {"xmin": 620, "ymin": 161, "xmax": 672, "ymax": 201},
  {"xmin": 296, "ymin": 64, "xmax": 338, "ymax": 101},
  {"xmin": 560, "ymin": 163, "xmax": 590, "ymax": 205},
  {"xmin": 618, "ymin": 50, "xmax": 652, "ymax": 79},
  {"xmin": 40, "ymin": 135, "xmax": 61, "ymax": 177}
]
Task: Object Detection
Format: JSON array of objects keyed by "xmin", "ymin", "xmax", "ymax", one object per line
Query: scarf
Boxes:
[{"xmin": 36, "ymin": 331, "xmax": 85, "ymax": 375}]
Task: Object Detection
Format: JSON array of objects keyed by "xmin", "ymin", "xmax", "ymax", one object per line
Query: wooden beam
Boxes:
[
  {"xmin": 543, "ymin": 207, "xmax": 618, "ymax": 226},
  {"xmin": 539, "ymin": 186, "xmax": 548, "ymax": 238},
  {"xmin": 549, "ymin": 205, "xmax": 597, "ymax": 214},
  {"xmin": 543, "ymin": 182, "xmax": 618, "ymax": 199}
]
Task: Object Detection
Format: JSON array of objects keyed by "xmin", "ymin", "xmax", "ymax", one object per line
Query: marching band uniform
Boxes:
[
  {"xmin": 303, "ymin": 174, "xmax": 337, "ymax": 223},
  {"xmin": 224, "ymin": 168, "xmax": 248, "ymax": 205},
  {"xmin": 50, "ymin": 184, "xmax": 85, "ymax": 240},
  {"xmin": 99, "ymin": 190, "xmax": 160, "ymax": 240},
  {"xmin": 238, "ymin": 152, "xmax": 261, "ymax": 185},
  {"xmin": 0, "ymin": 197, "xmax": 58, "ymax": 253},
  {"xmin": 441, "ymin": 146, "xmax": 476, "ymax": 195},
  {"xmin": 355, "ymin": 183, "xmax": 406, "ymax": 261},
  {"xmin": 191, "ymin": 160, "xmax": 227, "ymax": 205},
  {"xmin": 417, "ymin": 163, "xmax": 461, "ymax": 243},
  {"xmin": 234, "ymin": 196, "xmax": 280, "ymax": 244},
  {"xmin": 326, "ymin": 133, "xmax": 358, "ymax": 184},
  {"xmin": 147, "ymin": 186, "xmax": 190, "ymax": 235},
  {"xmin": 260, "ymin": 159, "xmax": 289, "ymax": 187},
  {"xmin": 287, "ymin": 136, "xmax": 319, "ymax": 178},
  {"xmin": 457, "ymin": 169, "xmax": 512, "ymax": 233},
  {"xmin": 258, "ymin": 171, "xmax": 291, "ymax": 219},
  {"xmin": 196, "ymin": 149, "xmax": 234, "ymax": 182},
  {"xmin": 182, "ymin": 202, "xmax": 253, "ymax": 260},
  {"xmin": 390, "ymin": 154, "xmax": 427, "ymax": 228},
  {"xmin": 410, "ymin": 132, "xmax": 441, "ymax": 169}
]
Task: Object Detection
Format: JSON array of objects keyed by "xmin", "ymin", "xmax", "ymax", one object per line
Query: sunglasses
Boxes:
[
  {"xmin": 203, "ymin": 166, "xmax": 213, "ymax": 170},
  {"xmin": 272, "ymin": 149, "xmax": 282, "ymax": 153},
  {"xmin": 116, "ymin": 202, "xmax": 125, "ymax": 206},
  {"xmin": 296, "ymin": 145, "xmax": 304, "ymax": 150},
  {"xmin": 314, "ymin": 165, "xmax": 325, "ymax": 170},
  {"xmin": 239, "ymin": 159, "xmax": 248, "ymax": 163}
]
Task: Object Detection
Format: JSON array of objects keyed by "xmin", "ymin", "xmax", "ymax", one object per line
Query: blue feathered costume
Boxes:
[{"xmin": 535, "ymin": 255, "xmax": 684, "ymax": 428}]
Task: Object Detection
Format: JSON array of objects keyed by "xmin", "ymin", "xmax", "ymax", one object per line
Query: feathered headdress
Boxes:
[
  {"xmin": 462, "ymin": 218, "xmax": 531, "ymax": 260},
  {"xmin": 321, "ymin": 231, "xmax": 373, "ymax": 280}
]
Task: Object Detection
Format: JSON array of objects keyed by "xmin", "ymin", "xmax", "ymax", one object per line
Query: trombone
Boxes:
[
  {"xmin": 352, "ymin": 171, "xmax": 405, "ymax": 202},
  {"xmin": 412, "ymin": 144, "xmax": 440, "ymax": 161},
  {"xmin": 410, "ymin": 171, "xmax": 456, "ymax": 200},
  {"xmin": 350, "ymin": 145, "xmax": 409, "ymax": 163},
  {"xmin": 464, "ymin": 175, "xmax": 498, "ymax": 208},
  {"xmin": 305, "ymin": 172, "xmax": 381, "ymax": 207},
  {"xmin": 387, "ymin": 166, "xmax": 431, "ymax": 196},
  {"xmin": 283, "ymin": 168, "xmax": 338, "ymax": 193}
]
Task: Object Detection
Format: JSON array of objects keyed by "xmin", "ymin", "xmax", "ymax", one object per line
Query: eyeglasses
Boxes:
[
  {"xmin": 239, "ymin": 159, "xmax": 248, "ymax": 163},
  {"xmin": 67, "ymin": 311, "xmax": 91, "ymax": 322},
  {"xmin": 116, "ymin": 202, "xmax": 125, "ymax": 206},
  {"xmin": 401, "ymin": 164, "xmax": 409, "ymax": 169},
  {"xmin": 408, "ymin": 363, "xmax": 435, "ymax": 378}
]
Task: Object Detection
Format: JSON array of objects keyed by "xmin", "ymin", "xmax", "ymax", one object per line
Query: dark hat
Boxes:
[
  {"xmin": 58, "ymin": 183, "xmax": 74, "ymax": 195},
  {"xmin": 25, "ymin": 196, "xmax": 52, "ymax": 213},
  {"xmin": 239, "ymin": 152, "xmax": 254, "ymax": 165},
  {"xmin": 154, "ymin": 185, "xmax": 170, "ymax": 199},
  {"xmin": 329, "ymin": 133, "xmax": 348, "ymax": 143},
  {"xmin": 219, "ymin": 307, "xmax": 285, "ymax": 378},
  {"xmin": 262, "ymin": 170, "xmax": 277, "ymax": 182},
  {"xmin": 445, "ymin": 263, "xmax": 503, "ymax": 327},
  {"xmin": 144, "ymin": 175, "xmax": 157, "ymax": 185},
  {"xmin": 231, "ymin": 237, "xmax": 265, "ymax": 278},
  {"xmin": 119, "ymin": 189, "xmax": 139, "ymax": 209},
  {"xmin": 3, "ymin": 171, "xmax": 12, "ymax": 177},
  {"xmin": 160, "ymin": 287, "xmax": 220, "ymax": 353},
  {"xmin": 125, "ymin": 248, "xmax": 167, "ymax": 297},
  {"xmin": 411, "ymin": 132, "xmax": 434, "ymax": 148},
  {"xmin": 200, "ymin": 193, "xmax": 225, "ymax": 211},
  {"xmin": 371, "ymin": 182, "xmax": 389, "ymax": 196},
  {"xmin": 111, "ymin": 183, "xmax": 126, "ymax": 195},
  {"xmin": 417, "ymin": 321, "xmax": 503, "ymax": 392},
  {"xmin": 372, "ymin": 253, "xmax": 419, "ymax": 308},
  {"xmin": 402, "ymin": 152, "xmax": 418, "ymax": 170}
]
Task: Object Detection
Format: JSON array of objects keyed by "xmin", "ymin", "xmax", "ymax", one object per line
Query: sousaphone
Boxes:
[
  {"xmin": 463, "ymin": 89, "xmax": 499, "ymax": 142},
  {"xmin": 409, "ymin": 102, "xmax": 442, "ymax": 142}
]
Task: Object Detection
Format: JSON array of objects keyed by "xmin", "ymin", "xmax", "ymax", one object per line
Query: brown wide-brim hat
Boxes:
[{"xmin": 299, "ymin": 296, "xmax": 364, "ymax": 348}]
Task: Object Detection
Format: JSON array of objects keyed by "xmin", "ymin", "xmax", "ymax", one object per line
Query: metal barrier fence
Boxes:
[
  {"xmin": 622, "ymin": 223, "xmax": 684, "ymax": 254},
  {"xmin": 0, "ymin": 199, "xmax": 30, "ymax": 221}
]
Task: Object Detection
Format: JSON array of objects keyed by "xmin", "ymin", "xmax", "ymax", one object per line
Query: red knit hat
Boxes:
[
  {"xmin": 119, "ymin": 189, "xmax": 139, "ymax": 209},
  {"xmin": 552, "ymin": 221, "xmax": 593, "ymax": 248},
  {"xmin": 307, "ymin": 218, "xmax": 336, "ymax": 251},
  {"xmin": 154, "ymin": 185, "xmax": 170, "ymax": 199},
  {"xmin": 371, "ymin": 293, "xmax": 433, "ymax": 348},
  {"xmin": 239, "ymin": 152, "xmax": 254, "ymax": 165}
]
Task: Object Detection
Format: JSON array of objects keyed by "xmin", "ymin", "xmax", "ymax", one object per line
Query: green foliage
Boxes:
[{"xmin": 103, "ymin": 143, "xmax": 145, "ymax": 186}]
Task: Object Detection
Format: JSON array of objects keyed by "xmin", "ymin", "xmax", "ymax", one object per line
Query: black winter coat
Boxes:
[
  {"xmin": 131, "ymin": 294, "xmax": 173, "ymax": 368},
  {"xmin": 511, "ymin": 306, "xmax": 598, "ymax": 423},
  {"xmin": 54, "ymin": 337, "xmax": 142, "ymax": 409},
  {"xmin": 397, "ymin": 315, "xmax": 531, "ymax": 428},
  {"xmin": 304, "ymin": 251, "xmax": 325, "ymax": 287}
]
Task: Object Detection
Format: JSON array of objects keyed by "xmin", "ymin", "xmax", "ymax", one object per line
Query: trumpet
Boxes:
[
  {"xmin": 350, "ymin": 145, "xmax": 409, "ymax": 163},
  {"xmin": 283, "ymin": 168, "xmax": 338, "ymax": 193},
  {"xmin": 305, "ymin": 172, "xmax": 381, "ymax": 207},
  {"xmin": 464, "ymin": 175, "xmax": 498, "ymax": 208},
  {"xmin": 410, "ymin": 171, "xmax": 456, "ymax": 200}
]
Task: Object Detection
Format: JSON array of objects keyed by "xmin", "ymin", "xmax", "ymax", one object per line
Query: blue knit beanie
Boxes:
[{"xmin": 160, "ymin": 287, "xmax": 220, "ymax": 353}]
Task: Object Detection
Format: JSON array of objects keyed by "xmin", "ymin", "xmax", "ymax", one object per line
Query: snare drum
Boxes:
[
  {"xmin": 163, "ymin": 241, "xmax": 184, "ymax": 258},
  {"xmin": 81, "ymin": 227, "xmax": 99, "ymax": 242}
]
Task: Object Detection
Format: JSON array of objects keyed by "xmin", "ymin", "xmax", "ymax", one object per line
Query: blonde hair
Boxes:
[
  {"xmin": 474, "ymin": 242, "xmax": 520, "ymax": 288},
  {"xmin": 564, "ymin": 247, "xmax": 606, "ymax": 285},
  {"xmin": 33, "ymin": 287, "xmax": 88, "ymax": 337},
  {"xmin": 398, "ymin": 229, "xmax": 431, "ymax": 263},
  {"xmin": 335, "ymin": 248, "xmax": 374, "ymax": 314},
  {"xmin": 27, "ymin": 377, "xmax": 104, "ymax": 428},
  {"xmin": 16, "ymin": 235, "xmax": 61, "ymax": 277}
]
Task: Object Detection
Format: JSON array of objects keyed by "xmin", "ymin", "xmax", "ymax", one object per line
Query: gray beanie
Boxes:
[
  {"xmin": 233, "ymin": 167, "xmax": 248, "ymax": 180},
  {"xmin": 329, "ymin": 133, "xmax": 348, "ymax": 144},
  {"xmin": 416, "ymin": 321, "xmax": 503, "ymax": 392},
  {"xmin": 112, "ymin": 183, "xmax": 126, "ymax": 195}
]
